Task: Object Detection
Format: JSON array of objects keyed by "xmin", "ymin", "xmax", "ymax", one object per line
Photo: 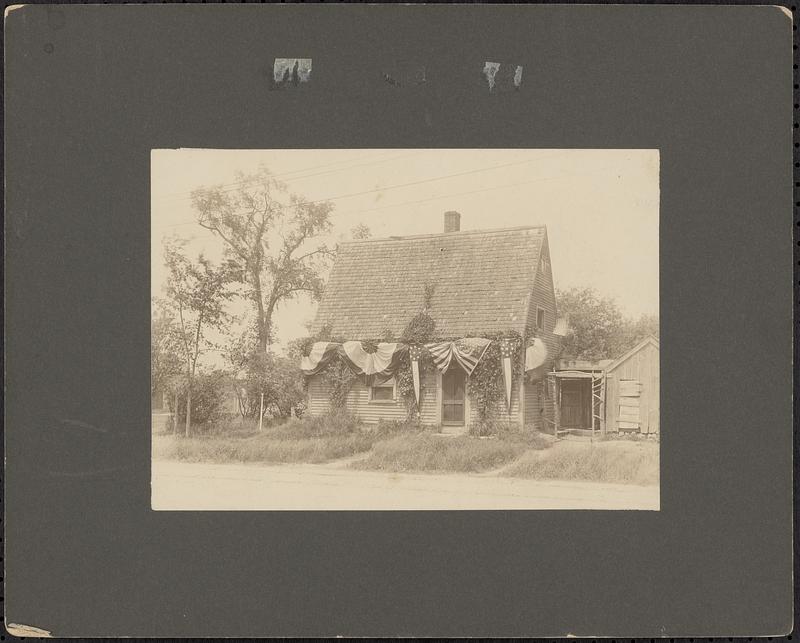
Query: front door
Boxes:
[
  {"xmin": 441, "ymin": 366, "xmax": 466, "ymax": 425},
  {"xmin": 560, "ymin": 379, "xmax": 589, "ymax": 429}
]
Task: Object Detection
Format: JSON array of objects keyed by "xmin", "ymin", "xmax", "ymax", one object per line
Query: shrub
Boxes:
[
  {"xmin": 241, "ymin": 350, "xmax": 306, "ymax": 418},
  {"xmin": 172, "ymin": 371, "xmax": 231, "ymax": 429},
  {"xmin": 267, "ymin": 409, "xmax": 362, "ymax": 438}
]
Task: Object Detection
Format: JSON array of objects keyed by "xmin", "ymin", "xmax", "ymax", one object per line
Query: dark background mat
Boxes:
[{"xmin": 3, "ymin": 4, "xmax": 793, "ymax": 637}]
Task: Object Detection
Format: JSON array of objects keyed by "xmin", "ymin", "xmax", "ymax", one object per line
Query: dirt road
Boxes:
[{"xmin": 151, "ymin": 460, "xmax": 659, "ymax": 510}]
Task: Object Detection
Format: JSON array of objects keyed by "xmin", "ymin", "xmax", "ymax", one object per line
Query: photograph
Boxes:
[{"xmin": 150, "ymin": 148, "xmax": 660, "ymax": 510}]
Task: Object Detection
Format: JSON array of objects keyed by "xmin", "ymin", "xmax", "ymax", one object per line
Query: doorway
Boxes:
[
  {"xmin": 441, "ymin": 365, "xmax": 466, "ymax": 426},
  {"xmin": 560, "ymin": 378, "xmax": 591, "ymax": 429}
]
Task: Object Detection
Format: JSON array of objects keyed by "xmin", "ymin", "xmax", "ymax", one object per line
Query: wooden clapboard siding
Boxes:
[
  {"xmin": 306, "ymin": 370, "xmax": 440, "ymax": 425},
  {"xmin": 605, "ymin": 337, "xmax": 659, "ymax": 434},
  {"xmin": 523, "ymin": 380, "xmax": 539, "ymax": 429},
  {"xmin": 523, "ymin": 232, "xmax": 560, "ymax": 432},
  {"xmin": 418, "ymin": 370, "xmax": 440, "ymax": 425},
  {"xmin": 470, "ymin": 379, "xmax": 522, "ymax": 426},
  {"xmin": 524, "ymin": 379, "xmax": 554, "ymax": 433},
  {"xmin": 306, "ymin": 375, "xmax": 332, "ymax": 417}
]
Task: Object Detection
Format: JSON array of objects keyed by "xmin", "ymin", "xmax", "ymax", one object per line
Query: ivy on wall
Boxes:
[
  {"xmin": 299, "ymin": 284, "xmax": 531, "ymax": 429},
  {"xmin": 464, "ymin": 330, "xmax": 523, "ymax": 423}
]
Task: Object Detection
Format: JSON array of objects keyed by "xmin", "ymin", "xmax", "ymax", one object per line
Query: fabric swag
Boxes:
[
  {"xmin": 300, "ymin": 342, "xmax": 341, "ymax": 376},
  {"xmin": 524, "ymin": 337, "xmax": 548, "ymax": 371},
  {"xmin": 425, "ymin": 338, "xmax": 492, "ymax": 375},
  {"xmin": 339, "ymin": 341, "xmax": 408, "ymax": 386}
]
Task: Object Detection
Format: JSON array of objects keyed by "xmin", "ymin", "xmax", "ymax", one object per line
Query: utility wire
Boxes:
[
  {"xmin": 335, "ymin": 172, "xmax": 575, "ymax": 219},
  {"xmin": 153, "ymin": 152, "xmax": 568, "ymax": 228},
  {"xmin": 155, "ymin": 150, "xmax": 414, "ymax": 201}
]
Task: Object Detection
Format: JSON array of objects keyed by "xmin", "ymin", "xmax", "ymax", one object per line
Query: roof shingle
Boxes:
[{"xmin": 311, "ymin": 225, "xmax": 546, "ymax": 339}]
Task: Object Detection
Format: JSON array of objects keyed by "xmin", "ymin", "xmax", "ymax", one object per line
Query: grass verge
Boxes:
[
  {"xmin": 504, "ymin": 441, "xmax": 659, "ymax": 485},
  {"xmin": 351, "ymin": 433, "xmax": 534, "ymax": 473},
  {"xmin": 153, "ymin": 431, "xmax": 377, "ymax": 465},
  {"xmin": 153, "ymin": 411, "xmax": 384, "ymax": 465}
]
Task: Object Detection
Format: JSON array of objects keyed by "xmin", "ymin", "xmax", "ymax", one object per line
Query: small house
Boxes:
[{"xmin": 304, "ymin": 212, "xmax": 563, "ymax": 433}]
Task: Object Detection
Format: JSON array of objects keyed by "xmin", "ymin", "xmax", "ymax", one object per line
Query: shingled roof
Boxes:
[{"xmin": 310, "ymin": 225, "xmax": 547, "ymax": 339}]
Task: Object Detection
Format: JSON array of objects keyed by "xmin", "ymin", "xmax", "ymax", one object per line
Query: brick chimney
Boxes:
[{"xmin": 444, "ymin": 210, "xmax": 461, "ymax": 233}]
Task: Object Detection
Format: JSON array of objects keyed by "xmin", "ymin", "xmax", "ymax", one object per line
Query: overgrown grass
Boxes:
[
  {"xmin": 153, "ymin": 431, "xmax": 377, "ymax": 465},
  {"xmin": 351, "ymin": 433, "xmax": 532, "ymax": 473},
  {"xmin": 504, "ymin": 441, "xmax": 659, "ymax": 485},
  {"xmin": 153, "ymin": 411, "xmax": 379, "ymax": 464}
]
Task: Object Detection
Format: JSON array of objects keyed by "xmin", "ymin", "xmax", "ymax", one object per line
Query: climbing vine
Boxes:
[
  {"xmin": 464, "ymin": 330, "xmax": 523, "ymax": 425},
  {"xmin": 296, "ymin": 285, "xmax": 527, "ymax": 432},
  {"xmin": 323, "ymin": 359, "xmax": 357, "ymax": 410},
  {"xmin": 396, "ymin": 309, "xmax": 437, "ymax": 420}
]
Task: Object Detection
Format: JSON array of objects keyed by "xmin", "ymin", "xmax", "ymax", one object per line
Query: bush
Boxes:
[
  {"xmin": 241, "ymin": 351, "xmax": 306, "ymax": 418},
  {"xmin": 266, "ymin": 410, "xmax": 362, "ymax": 438},
  {"xmin": 171, "ymin": 371, "xmax": 232, "ymax": 430}
]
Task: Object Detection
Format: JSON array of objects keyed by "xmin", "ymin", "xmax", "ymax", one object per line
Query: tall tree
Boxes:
[
  {"xmin": 351, "ymin": 223, "xmax": 372, "ymax": 240},
  {"xmin": 163, "ymin": 239, "xmax": 235, "ymax": 436},
  {"xmin": 190, "ymin": 167, "xmax": 334, "ymax": 353},
  {"xmin": 556, "ymin": 287, "xmax": 659, "ymax": 361},
  {"xmin": 150, "ymin": 297, "xmax": 183, "ymax": 402}
]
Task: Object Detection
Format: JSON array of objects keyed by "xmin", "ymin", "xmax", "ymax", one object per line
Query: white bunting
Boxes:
[{"xmin": 525, "ymin": 338, "xmax": 548, "ymax": 371}]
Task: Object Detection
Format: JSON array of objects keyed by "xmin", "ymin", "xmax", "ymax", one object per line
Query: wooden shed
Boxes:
[{"xmin": 604, "ymin": 336, "xmax": 660, "ymax": 434}]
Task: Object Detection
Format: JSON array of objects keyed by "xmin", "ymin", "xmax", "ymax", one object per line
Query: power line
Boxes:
[
  {"xmin": 155, "ymin": 150, "xmax": 415, "ymax": 202},
  {"xmin": 152, "ymin": 152, "xmax": 569, "ymax": 229},
  {"xmin": 335, "ymin": 172, "xmax": 576, "ymax": 219},
  {"xmin": 299, "ymin": 153, "xmax": 566, "ymax": 206}
]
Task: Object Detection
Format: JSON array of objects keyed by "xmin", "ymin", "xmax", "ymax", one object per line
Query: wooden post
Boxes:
[
  {"xmin": 553, "ymin": 376, "xmax": 561, "ymax": 437},
  {"xmin": 172, "ymin": 387, "xmax": 179, "ymax": 434},
  {"xmin": 599, "ymin": 372, "xmax": 607, "ymax": 437},
  {"xmin": 258, "ymin": 392, "xmax": 264, "ymax": 432},
  {"xmin": 589, "ymin": 371, "xmax": 597, "ymax": 442}
]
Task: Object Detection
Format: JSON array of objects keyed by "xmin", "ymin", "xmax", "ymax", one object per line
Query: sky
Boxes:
[{"xmin": 151, "ymin": 148, "xmax": 659, "ymax": 363}]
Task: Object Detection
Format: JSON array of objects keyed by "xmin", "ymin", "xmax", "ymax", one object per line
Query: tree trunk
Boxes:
[
  {"xmin": 250, "ymin": 269, "xmax": 269, "ymax": 353},
  {"xmin": 172, "ymin": 387, "xmax": 180, "ymax": 434},
  {"xmin": 185, "ymin": 380, "xmax": 192, "ymax": 438},
  {"xmin": 264, "ymin": 296, "xmax": 278, "ymax": 350}
]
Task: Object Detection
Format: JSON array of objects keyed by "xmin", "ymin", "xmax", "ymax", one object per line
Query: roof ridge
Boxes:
[{"xmin": 340, "ymin": 224, "xmax": 547, "ymax": 244}]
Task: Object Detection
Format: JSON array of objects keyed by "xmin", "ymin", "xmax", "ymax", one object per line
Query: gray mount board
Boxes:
[{"xmin": 3, "ymin": 4, "xmax": 793, "ymax": 637}]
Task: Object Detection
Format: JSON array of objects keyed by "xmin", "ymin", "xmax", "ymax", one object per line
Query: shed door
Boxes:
[
  {"xmin": 441, "ymin": 367, "xmax": 466, "ymax": 425},
  {"xmin": 561, "ymin": 379, "xmax": 590, "ymax": 429},
  {"xmin": 617, "ymin": 379, "xmax": 642, "ymax": 431}
]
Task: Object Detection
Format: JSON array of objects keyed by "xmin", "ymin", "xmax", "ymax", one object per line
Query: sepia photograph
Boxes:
[{"xmin": 150, "ymin": 148, "xmax": 660, "ymax": 510}]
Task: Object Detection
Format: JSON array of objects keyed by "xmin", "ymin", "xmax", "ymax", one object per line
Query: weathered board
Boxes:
[
  {"xmin": 619, "ymin": 409, "xmax": 640, "ymax": 422},
  {"xmin": 619, "ymin": 380, "xmax": 642, "ymax": 396},
  {"xmin": 605, "ymin": 338, "xmax": 659, "ymax": 434}
]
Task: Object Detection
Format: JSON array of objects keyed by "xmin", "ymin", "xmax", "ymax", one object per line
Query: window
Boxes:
[
  {"xmin": 536, "ymin": 306, "xmax": 546, "ymax": 329},
  {"xmin": 370, "ymin": 378, "xmax": 396, "ymax": 402}
]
